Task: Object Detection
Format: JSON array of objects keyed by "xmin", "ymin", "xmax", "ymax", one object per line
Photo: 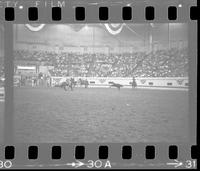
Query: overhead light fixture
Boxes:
[
  {"xmin": 178, "ymin": 4, "xmax": 182, "ymax": 8},
  {"xmin": 19, "ymin": 5, "xmax": 23, "ymax": 9},
  {"xmin": 84, "ymin": 25, "xmax": 89, "ymax": 30}
]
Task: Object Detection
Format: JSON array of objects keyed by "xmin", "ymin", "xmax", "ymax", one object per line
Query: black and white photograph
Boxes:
[
  {"xmin": 0, "ymin": 24, "xmax": 4, "ymax": 142},
  {"xmin": 13, "ymin": 23, "xmax": 189, "ymax": 143}
]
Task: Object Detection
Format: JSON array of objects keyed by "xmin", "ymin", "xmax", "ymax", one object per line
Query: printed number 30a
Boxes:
[{"xmin": 0, "ymin": 160, "xmax": 12, "ymax": 169}]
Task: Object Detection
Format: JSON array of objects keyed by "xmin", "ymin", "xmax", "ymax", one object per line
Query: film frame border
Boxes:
[
  {"xmin": 0, "ymin": 0, "xmax": 198, "ymax": 22},
  {"xmin": 0, "ymin": 0, "xmax": 198, "ymax": 169}
]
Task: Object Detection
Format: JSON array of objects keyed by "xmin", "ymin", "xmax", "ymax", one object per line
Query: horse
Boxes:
[
  {"xmin": 60, "ymin": 78, "xmax": 75, "ymax": 91},
  {"xmin": 77, "ymin": 78, "xmax": 89, "ymax": 88},
  {"xmin": 69, "ymin": 78, "xmax": 76, "ymax": 90}
]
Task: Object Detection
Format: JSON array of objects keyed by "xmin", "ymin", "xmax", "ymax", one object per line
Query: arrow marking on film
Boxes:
[
  {"xmin": 66, "ymin": 160, "xmax": 85, "ymax": 168},
  {"xmin": 166, "ymin": 160, "xmax": 183, "ymax": 168}
]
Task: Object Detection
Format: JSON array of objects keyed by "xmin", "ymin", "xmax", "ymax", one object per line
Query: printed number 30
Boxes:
[{"xmin": 0, "ymin": 160, "xmax": 12, "ymax": 169}]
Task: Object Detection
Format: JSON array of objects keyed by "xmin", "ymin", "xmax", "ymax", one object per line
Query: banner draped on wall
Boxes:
[
  {"xmin": 69, "ymin": 24, "xmax": 85, "ymax": 32},
  {"xmin": 25, "ymin": 24, "xmax": 125, "ymax": 35},
  {"xmin": 25, "ymin": 24, "xmax": 46, "ymax": 31},
  {"xmin": 104, "ymin": 23, "xmax": 125, "ymax": 35}
]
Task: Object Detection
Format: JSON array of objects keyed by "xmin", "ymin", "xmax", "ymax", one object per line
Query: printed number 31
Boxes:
[{"xmin": 185, "ymin": 160, "xmax": 196, "ymax": 168}]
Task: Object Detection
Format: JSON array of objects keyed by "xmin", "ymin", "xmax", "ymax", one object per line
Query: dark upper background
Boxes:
[{"xmin": 13, "ymin": 23, "xmax": 188, "ymax": 50}]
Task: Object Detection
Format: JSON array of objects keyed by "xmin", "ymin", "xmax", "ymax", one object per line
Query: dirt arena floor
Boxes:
[{"xmin": 13, "ymin": 87, "xmax": 189, "ymax": 143}]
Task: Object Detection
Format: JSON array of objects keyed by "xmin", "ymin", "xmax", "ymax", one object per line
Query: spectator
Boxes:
[{"xmin": 13, "ymin": 47, "xmax": 188, "ymax": 78}]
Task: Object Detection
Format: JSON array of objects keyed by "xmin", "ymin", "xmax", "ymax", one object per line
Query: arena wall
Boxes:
[{"xmin": 51, "ymin": 77, "xmax": 189, "ymax": 89}]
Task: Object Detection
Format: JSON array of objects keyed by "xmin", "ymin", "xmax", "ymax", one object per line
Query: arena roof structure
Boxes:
[{"xmin": 14, "ymin": 23, "xmax": 188, "ymax": 50}]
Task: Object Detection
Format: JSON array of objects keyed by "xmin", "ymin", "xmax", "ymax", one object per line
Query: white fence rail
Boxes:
[{"xmin": 51, "ymin": 77, "xmax": 189, "ymax": 89}]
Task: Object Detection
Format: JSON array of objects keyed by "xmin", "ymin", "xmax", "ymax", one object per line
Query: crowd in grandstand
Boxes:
[{"xmin": 13, "ymin": 47, "xmax": 188, "ymax": 77}]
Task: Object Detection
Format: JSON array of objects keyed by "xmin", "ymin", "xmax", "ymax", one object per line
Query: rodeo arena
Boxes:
[{"xmin": 1, "ymin": 23, "xmax": 189, "ymax": 143}]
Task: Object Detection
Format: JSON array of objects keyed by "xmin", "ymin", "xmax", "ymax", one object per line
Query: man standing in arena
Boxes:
[
  {"xmin": 132, "ymin": 76, "xmax": 137, "ymax": 89},
  {"xmin": 85, "ymin": 79, "xmax": 89, "ymax": 88},
  {"xmin": 70, "ymin": 77, "xmax": 75, "ymax": 91},
  {"xmin": 34, "ymin": 77, "xmax": 37, "ymax": 87}
]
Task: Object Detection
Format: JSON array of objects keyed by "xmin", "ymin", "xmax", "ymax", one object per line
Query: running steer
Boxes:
[{"xmin": 110, "ymin": 82, "xmax": 123, "ymax": 90}]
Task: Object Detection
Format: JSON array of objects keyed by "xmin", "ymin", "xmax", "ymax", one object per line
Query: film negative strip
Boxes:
[{"xmin": 0, "ymin": 0, "xmax": 198, "ymax": 169}]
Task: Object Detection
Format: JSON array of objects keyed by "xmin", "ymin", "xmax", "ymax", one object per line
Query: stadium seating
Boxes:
[{"xmin": 13, "ymin": 47, "xmax": 188, "ymax": 77}]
